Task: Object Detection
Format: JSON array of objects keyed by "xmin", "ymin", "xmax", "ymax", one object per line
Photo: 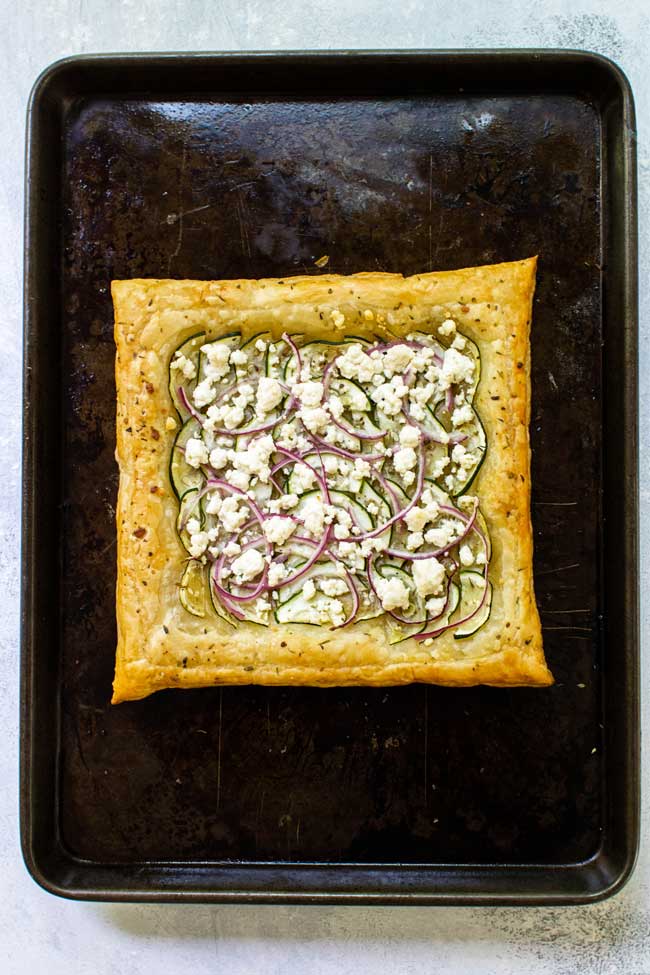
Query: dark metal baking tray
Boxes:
[{"xmin": 21, "ymin": 50, "xmax": 638, "ymax": 904}]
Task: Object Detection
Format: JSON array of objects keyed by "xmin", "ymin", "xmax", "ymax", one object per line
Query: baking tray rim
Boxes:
[{"xmin": 21, "ymin": 48, "xmax": 639, "ymax": 905}]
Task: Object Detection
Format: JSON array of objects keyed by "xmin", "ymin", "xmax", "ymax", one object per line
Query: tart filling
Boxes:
[{"xmin": 169, "ymin": 326, "xmax": 492, "ymax": 642}]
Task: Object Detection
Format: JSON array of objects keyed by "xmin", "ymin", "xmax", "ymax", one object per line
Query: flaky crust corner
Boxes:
[{"xmin": 111, "ymin": 259, "xmax": 552, "ymax": 703}]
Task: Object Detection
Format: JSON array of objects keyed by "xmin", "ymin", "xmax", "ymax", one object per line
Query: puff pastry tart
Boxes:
[{"xmin": 111, "ymin": 258, "xmax": 552, "ymax": 703}]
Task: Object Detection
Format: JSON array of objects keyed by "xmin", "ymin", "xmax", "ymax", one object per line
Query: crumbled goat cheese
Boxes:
[
  {"xmin": 319, "ymin": 578, "xmax": 348, "ymax": 597},
  {"xmin": 193, "ymin": 378, "xmax": 217, "ymax": 408},
  {"xmin": 424, "ymin": 523, "xmax": 452, "ymax": 548},
  {"xmin": 303, "ymin": 580, "xmax": 316, "ymax": 600},
  {"xmin": 451, "ymin": 403, "xmax": 474, "ymax": 427},
  {"xmin": 222, "ymin": 404, "xmax": 244, "ymax": 429},
  {"xmin": 267, "ymin": 561, "xmax": 287, "ymax": 586},
  {"xmin": 375, "ymin": 576, "xmax": 411, "ymax": 612},
  {"xmin": 404, "ymin": 506, "xmax": 429, "ymax": 532},
  {"xmin": 296, "ymin": 380, "xmax": 324, "ymax": 407},
  {"xmin": 301, "ymin": 497, "xmax": 326, "ymax": 536},
  {"xmin": 204, "ymin": 492, "xmax": 222, "ymax": 515},
  {"xmin": 267, "ymin": 493, "xmax": 299, "ymax": 512},
  {"xmin": 230, "ymin": 348, "xmax": 248, "ymax": 366},
  {"xmin": 188, "ymin": 531, "xmax": 209, "ymax": 558},
  {"xmin": 371, "ymin": 381, "xmax": 407, "ymax": 416},
  {"xmin": 232, "ymin": 435, "xmax": 275, "ymax": 481},
  {"xmin": 459, "ymin": 544, "xmax": 475, "ymax": 566},
  {"xmin": 438, "ymin": 318, "xmax": 456, "ymax": 337},
  {"xmin": 202, "ymin": 342, "xmax": 231, "ymax": 379},
  {"xmin": 336, "ymin": 344, "xmax": 378, "ymax": 383},
  {"xmin": 172, "ymin": 352, "xmax": 197, "ymax": 379},
  {"xmin": 256, "ymin": 376, "xmax": 283, "ymax": 414},
  {"xmin": 225, "ymin": 469, "xmax": 250, "ymax": 491},
  {"xmin": 412, "ymin": 557, "xmax": 446, "ymax": 598},
  {"xmin": 399, "ymin": 423, "xmax": 421, "ymax": 448},
  {"xmin": 185, "ymin": 437, "xmax": 209, "ymax": 468},
  {"xmin": 406, "ymin": 532, "xmax": 424, "ymax": 551},
  {"xmin": 382, "ymin": 344, "xmax": 413, "ymax": 376},
  {"xmin": 393, "ymin": 446, "xmax": 417, "ymax": 474},
  {"xmin": 263, "ymin": 516, "xmax": 296, "ymax": 545},
  {"xmin": 431, "ymin": 456, "xmax": 450, "ymax": 478},
  {"xmin": 231, "ymin": 549, "xmax": 265, "ymax": 582},
  {"xmin": 441, "ymin": 348, "xmax": 474, "ymax": 386},
  {"xmin": 219, "ymin": 497, "xmax": 247, "ymax": 532},
  {"xmin": 425, "ymin": 596, "xmax": 447, "ymax": 616},
  {"xmin": 299, "ymin": 406, "xmax": 330, "ymax": 433},
  {"xmin": 292, "ymin": 462, "xmax": 316, "ymax": 492},
  {"xmin": 209, "ymin": 447, "xmax": 229, "ymax": 470}
]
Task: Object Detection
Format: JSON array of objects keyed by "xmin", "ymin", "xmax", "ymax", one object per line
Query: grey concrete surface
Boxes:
[{"xmin": 2, "ymin": 1, "xmax": 648, "ymax": 972}]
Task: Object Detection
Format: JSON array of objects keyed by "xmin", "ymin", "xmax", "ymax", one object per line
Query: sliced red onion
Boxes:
[
  {"xmin": 415, "ymin": 565, "xmax": 490, "ymax": 640},
  {"xmin": 401, "ymin": 406, "xmax": 449, "ymax": 445},
  {"xmin": 303, "ymin": 431, "xmax": 384, "ymax": 462},
  {"xmin": 281, "ymin": 332, "xmax": 302, "ymax": 376},
  {"xmin": 272, "ymin": 527, "xmax": 333, "ymax": 588},
  {"xmin": 366, "ymin": 557, "xmax": 426, "ymax": 626},
  {"xmin": 385, "ymin": 499, "xmax": 479, "ymax": 560},
  {"xmin": 178, "ymin": 386, "xmax": 206, "ymax": 424},
  {"xmin": 330, "ymin": 566, "xmax": 360, "ymax": 629},
  {"xmin": 272, "ymin": 447, "xmax": 331, "ymax": 504},
  {"xmin": 337, "ymin": 444, "xmax": 426, "ymax": 542}
]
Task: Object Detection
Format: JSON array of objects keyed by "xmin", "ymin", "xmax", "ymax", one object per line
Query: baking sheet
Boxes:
[{"xmin": 21, "ymin": 51, "xmax": 638, "ymax": 903}]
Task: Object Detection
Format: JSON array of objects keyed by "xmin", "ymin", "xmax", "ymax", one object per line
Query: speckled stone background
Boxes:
[{"xmin": 4, "ymin": 2, "xmax": 649, "ymax": 973}]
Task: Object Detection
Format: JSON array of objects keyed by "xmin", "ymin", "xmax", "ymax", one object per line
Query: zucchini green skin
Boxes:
[{"xmin": 169, "ymin": 332, "xmax": 205, "ymax": 420}]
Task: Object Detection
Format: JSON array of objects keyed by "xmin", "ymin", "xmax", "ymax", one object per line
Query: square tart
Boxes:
[{"xmin": 111, "ymin": 259, "xmax": 552, "ymax": 703}]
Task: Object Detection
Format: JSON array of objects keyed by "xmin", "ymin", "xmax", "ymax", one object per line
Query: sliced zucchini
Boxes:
[
  {"xmin": 265, "ymin": 338, "xmax": 290, "ymax": 380},
  {"xmin": 275, "ymin": 590, "xmax": 343, "ymax": 625},
  {"xmin": 453, "ymin": 570, "xmax": 492, "ymax": 639},
  {"xmin": 241, "ymin": 331, "xmax": 271, "ymax": 354},
  {"xmin": 197, "ymin": 333, "xmax": 240, "ymax": 383},
  {"xmin": 208, "ymin": 575, "xmax": 237, "ymax": 627},
  {"xmin": 275, "ymin": 561, "xmax": 348, "ymax": 605},
  {"xmin": 329, "ymin": 489, "xmax": 375, "ymax": 533},
  {"xmin": 169, "ymin": 417, "xmax": 204, "ymax": 499},
  {"xmin": 330, "ymin": 377, "xmax": 372, "ymax": 413},
  {"xmin": 169, "ymin": 332, "xmax": 205, "ymax": 419},
  {"xmin": 384, "ymin": 478, "xmax": 410, "ymax": 507},
  {"xmin": 283, "ymin": 339, "xmax": 342, "ymax": 384},
  {"xmin": 445, "ymin": 413, "xmax": 487, "ymax": 496},
  {"xmin": 359, "ymin": 479, "xmax": 392, "ymax": 545},
  {"xmin": 461, "ymin": 336, "xmax": 481, "ymax": 402},
  {"xmin": 291, "ymin": 489, "xmax": 375, "ymax": 535},
  {"xmin": 474, "ymin": 508, "xmax": 492, "ymax": 561},
  {"xmin": 371, "ymin": 563, "xmax": 425, "ymax": 644},
  {"xmin": 419, "ymin": 404, "xmax": 449, "ymax": 443},
  {"xmin": 176, "ymin": 487, "xmax": 204, "ymax": 552},
  {"xmin": 179, "ymin": 560, "xmax": 206, "ymax": 618}
]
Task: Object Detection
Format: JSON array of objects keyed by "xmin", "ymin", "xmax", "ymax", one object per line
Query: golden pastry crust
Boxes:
[{"xmin": 111, "ymin": 259, "xmax": 552, "ymax": 703}]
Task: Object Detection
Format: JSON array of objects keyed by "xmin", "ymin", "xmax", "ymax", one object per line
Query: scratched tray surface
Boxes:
[{"xmin": 62, "ymin": 92, "xmax": 601, "ymax": 865}]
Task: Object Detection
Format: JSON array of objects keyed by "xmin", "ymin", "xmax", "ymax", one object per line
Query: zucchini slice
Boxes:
[
  {"xmin": 453, "ymin": 570, "xmax": 492, "ymax": 638},
  {"xmin": 275, "ymin": 590, "xmax": 344, "ymax": 625},
  {"xmin": 169, "ymin": 418, "xmax": 204, "ymax": 499},
  {"xmin": 168, "ymin": 332, "xmax": 205, "ymax": 419},
  {"xmin": 176, "ymin": 487, "xmax": 204, "ymax": 552},
  {"xmin": 179, "ymin": 559, "xmax": 207, "ymax": 618}
]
